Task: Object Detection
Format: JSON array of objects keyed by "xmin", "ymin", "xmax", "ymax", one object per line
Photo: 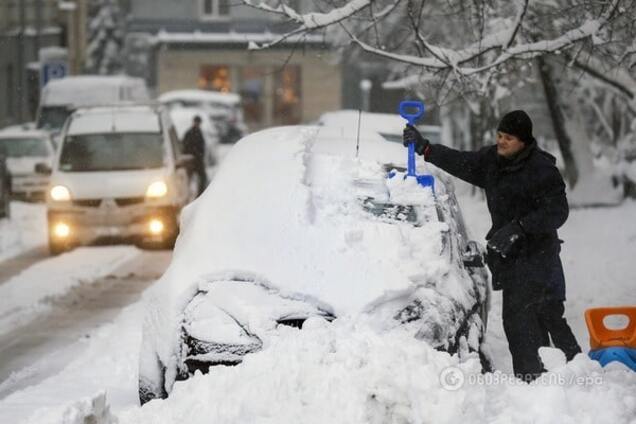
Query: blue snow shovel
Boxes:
[{"xmin": 399, "ymin": 100, "xmax": 435, "ymax": 190}]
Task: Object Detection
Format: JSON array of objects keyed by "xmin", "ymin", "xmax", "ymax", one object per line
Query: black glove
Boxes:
[
  {"xmin": 487, "ymin": 221, "xmax": 525, "ymax": 258},
  {"xmin": 402, "ymin": 124, "xmax": 430, "ymax": 156}
]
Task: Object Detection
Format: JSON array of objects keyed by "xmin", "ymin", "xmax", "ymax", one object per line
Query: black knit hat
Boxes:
[{"xmin": 497, "ymin": 110, "xmax": 535, "ymax": 144}]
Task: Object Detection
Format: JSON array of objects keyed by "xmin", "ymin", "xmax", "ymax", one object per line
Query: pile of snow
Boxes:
[
  {"xmin": 0, "ymin": 246, "xmax": 138, "ymax": 336},
  {"xmin": 122, "ymin": 319, "xmax": 636, "ymax": 423},
  {"xmin": 0, "ymin": 202, "xmax": 47, "ymax": 262}
]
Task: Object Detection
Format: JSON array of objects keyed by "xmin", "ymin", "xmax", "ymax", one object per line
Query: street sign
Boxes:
[{"xmin": 41, "ymin": 61, "xmax": 68, "ymax": 87}]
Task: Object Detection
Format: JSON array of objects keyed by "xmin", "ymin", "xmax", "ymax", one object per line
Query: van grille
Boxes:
[
  {"xmin": 72, "ymin": 199, "xmax": 102, "ymax": 207},
  {"xmin": 115, "ymin": 196, "xmax": 145, "ymax": 207}
]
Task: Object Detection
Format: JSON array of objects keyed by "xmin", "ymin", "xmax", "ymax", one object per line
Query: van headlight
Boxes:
[
  {"xmin": 146, "ymin": 181, "xmax": 168, "ymax": 198},
  {"xmin": 50, "ymin": 185, "xmax": 71, "ymax": 202}
]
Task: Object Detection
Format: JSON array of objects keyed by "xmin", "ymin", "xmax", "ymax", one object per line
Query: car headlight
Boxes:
[
  {"xmin": 146, "ymin": 181, "xmax": 168, "ymax": 198},
  {"xmin": 50, "ymin": 185, "xmax": 71, "ymax": 202}
]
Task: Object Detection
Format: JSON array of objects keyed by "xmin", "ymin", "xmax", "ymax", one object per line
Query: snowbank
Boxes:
[
  {"xmin": 0, "ymin": 246, "xmax": 139, "ymax": 337},
  {"xmin": 123, "ymin": 318, "xmax": 636, "ymax": 424},
  {"xmin": 0, "ymin": 202, "xmax": 47, "ymax": 262}
]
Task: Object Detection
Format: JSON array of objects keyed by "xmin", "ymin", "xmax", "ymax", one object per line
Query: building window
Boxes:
[
  {"xmin": 201, "ymin": 0, "xmax": 230, "ymax": 18},
  {"xmin": 240, "ymin": 67, "xmax": 266, "ymax": 126},
  {"xmin": 199, "ymin": 65, "xmax": 231, "ymax": 92},
  {"xmin": 274, "ymin": 66, "xmax": 301, "ymax": 125}
]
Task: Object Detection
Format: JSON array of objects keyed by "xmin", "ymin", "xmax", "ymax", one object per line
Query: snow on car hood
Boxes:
[
  {"xmin": 50, "ymin": 169, "xmax": 169, "ymax": 199},
  {"xmin": 145, "ymin": 125, "xmax": 477, "ymax": 372}
]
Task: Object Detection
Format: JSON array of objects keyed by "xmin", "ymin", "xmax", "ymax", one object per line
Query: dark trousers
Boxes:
[
  {"xmin": 502, "ymin": 287, "xmax": 582, "ymax": 382},
  {"xmin": 193, "ymin": 163, "xmax": 208, "ymax": 196}
]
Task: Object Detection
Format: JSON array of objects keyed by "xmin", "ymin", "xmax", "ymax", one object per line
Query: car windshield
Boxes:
[
  {"xmin": 59, "ymin": 132, "xmax": 164, "ymax": 172},
  {"xmin": 0, "ymin": 137, "xmax": 50, "ymax": 157},
  {"xmin": 37, "ymin": 106, "xmax": 72, "ymax": 132}
]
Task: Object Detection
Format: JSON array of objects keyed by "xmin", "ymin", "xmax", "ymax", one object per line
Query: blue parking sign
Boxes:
[{"xmin": 41, "ymin": 61, "xmax": 68, "ymax": 87}]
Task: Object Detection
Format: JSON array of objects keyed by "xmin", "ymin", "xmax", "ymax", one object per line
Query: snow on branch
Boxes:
[
  {"xmin": 245, "ymin": 0, "xmax": 622, "ymax": 80},
  {"xmin": 242, "ymin": 0, "xmax": 373, "ymax": 49},
  {"xmin": 353, "ymin": 0, "xmax": 620, "ymax": 76}
]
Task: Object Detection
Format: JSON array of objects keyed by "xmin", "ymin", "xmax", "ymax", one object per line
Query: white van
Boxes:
[
  {"xmin": 43, "ymin": 105, "xmax": 195, "ymax": 254},
  {"xmin": 36, "ymin": 75, "xmax": 150, "ymax": 134}
]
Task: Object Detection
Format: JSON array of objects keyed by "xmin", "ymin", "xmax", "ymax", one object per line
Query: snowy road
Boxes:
[{"xmin": 0, "ymin": 248, "xmax": 170, "ymax": 401}]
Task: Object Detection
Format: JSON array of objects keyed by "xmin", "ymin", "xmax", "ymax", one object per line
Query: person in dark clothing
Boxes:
[
  {"xmin": 182, "ymin": 115, "xmax": 208, "ymax": 196},
  {"xmin": 403, "ymin": 110, "xmax": 581, "ymax": 382}
]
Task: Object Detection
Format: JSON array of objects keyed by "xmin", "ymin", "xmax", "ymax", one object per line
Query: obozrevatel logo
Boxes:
[{"xmin": 439, "ymin": 366, "xmax": 465, "ymax": 391}]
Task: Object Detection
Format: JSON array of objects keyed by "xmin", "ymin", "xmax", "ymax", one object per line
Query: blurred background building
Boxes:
[
  {"xmin": 124, "ymin": 0, "xmax": 342, "ymax": 130},
  {"xmin": 0, "ymin": 0, "xmax": 88, "ymax": 127}
]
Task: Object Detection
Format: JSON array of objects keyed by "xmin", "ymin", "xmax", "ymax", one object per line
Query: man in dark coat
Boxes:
[
  {"xmin": 404, "ymin": 110, "xmax": 581, "ymax": 381},
  {"xmin": 182, "ymin": 115, "xmax": 208, "ymax": 196}
]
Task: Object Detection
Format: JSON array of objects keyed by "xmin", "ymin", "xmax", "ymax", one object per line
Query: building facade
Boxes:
[
  {"xmin": 0, "ymin": 0, "xmax": 88, "ymax": 127},
  {"xmin": 125, "ymin": 0, "xmax": 342, "ymax": 131}
]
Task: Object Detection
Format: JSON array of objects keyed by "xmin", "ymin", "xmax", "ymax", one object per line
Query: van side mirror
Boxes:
[
  {"xmin": 35, "ymin": 163, "xmax": 52, "ymax": 175},
  {"xmin": 462, "ymin": 240, "xmax": 485, "ymax": 268},
  {"xmin": 176, "ymin": 154, "xmax": 194, "ymax": 169}
]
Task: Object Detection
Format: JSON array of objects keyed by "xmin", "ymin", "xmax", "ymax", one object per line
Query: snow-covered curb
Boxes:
[
  {"xmin": 0, "ymin": 202, "xmax": 47, "ymax": 262},
  {"xmin": 0, "ymin": 246, "xmax": 139, "ymax": 337}
]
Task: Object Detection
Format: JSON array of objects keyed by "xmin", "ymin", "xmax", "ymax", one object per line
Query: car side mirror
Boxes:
[
  {"xmin": 462, "ymin": 240, "xmax": 485, "ymax": 268},
  {"xmin": 35, "ymin": 163, "xmax": 52, "ymax": 175},
  {"xmin": 176, "ymin": 154, "xmax": 195, "ymax": 169}
]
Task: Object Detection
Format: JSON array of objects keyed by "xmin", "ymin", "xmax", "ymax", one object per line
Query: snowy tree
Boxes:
[
  {"xmin": 85, "ymin": 0, "xmax": 125, "ymax": 75},
  {"xmin": 244, "ymin": 0, "xmax": 636, "ymax": 192}
]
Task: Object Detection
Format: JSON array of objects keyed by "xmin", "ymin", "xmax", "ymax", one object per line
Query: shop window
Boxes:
[
  {"xmin": 274, "ymin": 66, "xmax": 302, "ymax": 125},
  {"xmin": 199, "ymin": 65, "xmax": 231, "ymax": 92},
  {"xmin": 201, "ymin": 0, "xmax": 229, "ymax": 18},
  {"xmin": 240, "ymin": 67, "xmax": 266, "ymax": 126}
]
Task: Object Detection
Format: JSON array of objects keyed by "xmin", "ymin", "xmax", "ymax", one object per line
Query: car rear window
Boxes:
[
  {"xmin": 59, "ymin": 132, "xmax": 164, "ymax": 172},
  {"xmin": 0, "ymin": 138, "xmax": 50, "ymax": 157}
]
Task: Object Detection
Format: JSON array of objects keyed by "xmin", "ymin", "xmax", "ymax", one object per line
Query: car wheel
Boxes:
[{"xmin": 138, "ymin": 341, "xmax": 168, "ymax": 405}]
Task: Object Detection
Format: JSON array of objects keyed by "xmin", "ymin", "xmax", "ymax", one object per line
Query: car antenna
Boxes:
[{"xmin": 355, "ymin": 109, "xmax": 362, "ymax": 158}]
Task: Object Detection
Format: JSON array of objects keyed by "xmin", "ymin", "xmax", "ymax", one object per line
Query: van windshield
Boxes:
[
  {"xmin": 0, "ymin": 138, "xmax": 50, "ymax": 157},
  {"xmin": 37, "ymin": 106, "xmax": 72, "ymax": 132},
  {"xmin": 59, "ymin": 133, "xmax": 164, "ymax": 172}
]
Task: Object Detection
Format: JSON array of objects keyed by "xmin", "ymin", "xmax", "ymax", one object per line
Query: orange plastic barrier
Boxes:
[{"xmin": 585, "ymin": 306, "xmax": 636, "ymax": 350}]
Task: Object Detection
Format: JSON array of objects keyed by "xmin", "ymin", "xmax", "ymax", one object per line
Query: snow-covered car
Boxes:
[
  {"xmin": 138, "ymin": 125, "xmax": 491, "ymax": 404},
  {"xmin": 319, "ymin": 110, "xmax": 442, "ymax": 145},
  {"xmin": 0, "ymin": 129, "xmax": 56, "ymax": 201},
  {"xmin": 168, "ymin": 107, "xmax": 220, "ymax": 173},
  {"xmin": 36, "ymin": 75, "xmax": 150, "ymax": 136},
  {"xmin": 159, "ymin": 90, "xmax": 247, "ymax": 144},
  {"xmin": 44, "ymin": 105, "xmax": 195, "ymax": 254}
]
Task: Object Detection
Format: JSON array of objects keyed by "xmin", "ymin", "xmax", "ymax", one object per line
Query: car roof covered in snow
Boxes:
[
  {"xmin": 66, "ymin": 105, "xmax": 161, "ymax": 135},
  {"xmin": 319, "ymin": 110, "xmax": 441, "ymax": 139},
  {"xmin": 159, "ymin": 90, "xmax": 241, "ymax": 106},
  {"xmin": 0, "ymin": 128, "xmax": 51, "ymax": 139},
  {"xmin": 40, "ymin": 75, "xmax": 149, "ymax": 108},
  {"xmin": 152, "ymin": 125, "xmax": 474, "ymax": 318}
]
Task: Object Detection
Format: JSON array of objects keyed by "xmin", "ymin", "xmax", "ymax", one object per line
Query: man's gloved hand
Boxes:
[
  {"xmin": 402, "ymin": 124, "xmax": 430, "ymax": 156},
  {"xmin": 487, "ymin": 221, "xmax": 525, "ymax": 258}
]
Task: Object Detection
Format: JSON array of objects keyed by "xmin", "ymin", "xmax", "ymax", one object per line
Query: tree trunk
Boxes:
[{"xmin": 536, "ymin": 57, "xmax": 579, "ymax": 187}]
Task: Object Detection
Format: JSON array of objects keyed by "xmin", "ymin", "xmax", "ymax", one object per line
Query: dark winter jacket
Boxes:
[
  {"xmin": 182, "ymin": 126, "xmax": 206, "ymax": 169},
  {"xmin": 426, "ymin": 141, "xmax": 569, "ymax": 300}
]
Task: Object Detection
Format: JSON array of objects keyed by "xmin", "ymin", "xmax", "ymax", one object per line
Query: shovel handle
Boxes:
[{"xmin": 399, "ymin": 101, "xmax": 425, "ymax": 126}]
